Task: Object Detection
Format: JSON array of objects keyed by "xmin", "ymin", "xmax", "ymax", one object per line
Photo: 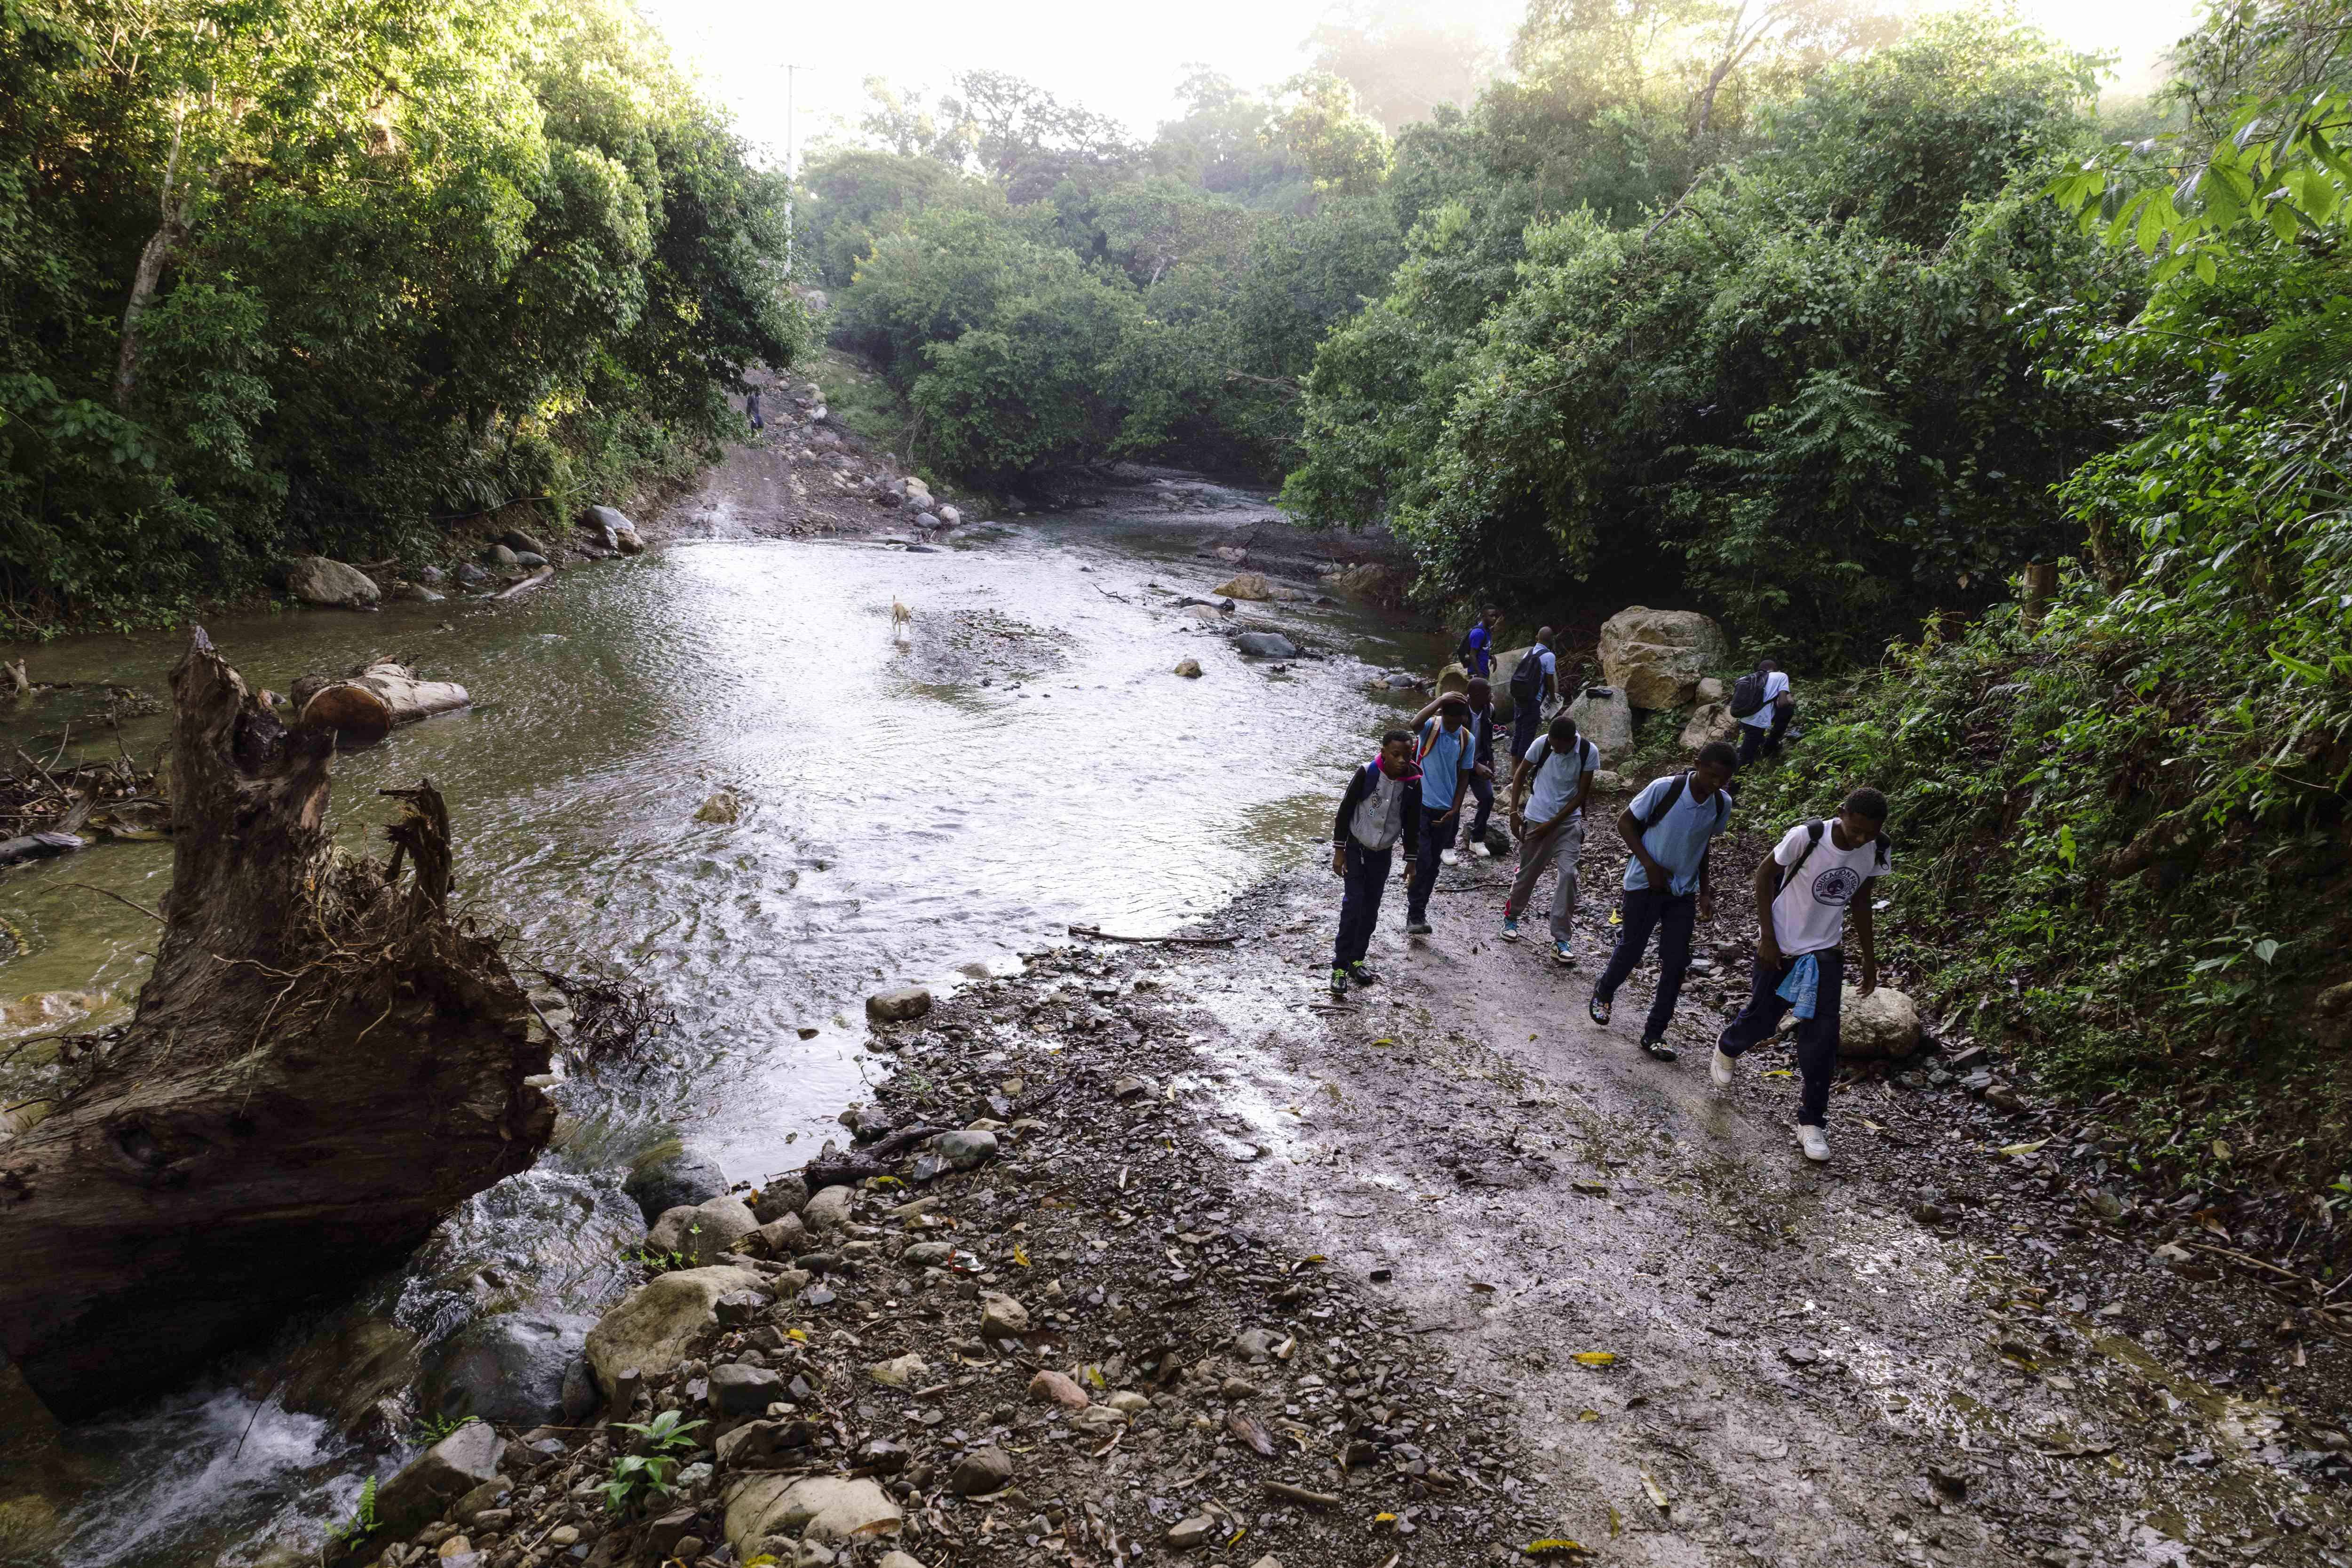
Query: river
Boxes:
[{"xmin": 0, "ymin": 488, "xmax": 1446, "ymax": 1568}]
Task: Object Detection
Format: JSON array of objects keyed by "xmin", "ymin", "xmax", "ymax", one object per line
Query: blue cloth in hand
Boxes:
[{"xmin": 1776, "ymin": 951, "xmax": 1821, "ymax": 1020}]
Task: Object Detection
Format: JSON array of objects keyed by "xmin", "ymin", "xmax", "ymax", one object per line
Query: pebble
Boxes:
[{"xmin": 950, "ymin": 1446, "xmax": 1014, "ymax": 1495}]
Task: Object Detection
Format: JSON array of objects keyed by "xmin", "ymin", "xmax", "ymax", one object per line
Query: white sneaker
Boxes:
[
  {"xmin": 1796, "ymin": 1125, "xmax": 1830, "ymax": 1162},
  {"xmin": 1709, "ymin": 1048, "xmax": 1735, "ymax": 1088},
  {"xmin": 1440, "ymin": 849, "xmax": 1459, "ymax": 866}
]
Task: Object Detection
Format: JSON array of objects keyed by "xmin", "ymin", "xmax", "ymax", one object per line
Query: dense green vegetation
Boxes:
[{"xmin": 0, "ymin": 0, "xmax": 800, "ymax": 626}]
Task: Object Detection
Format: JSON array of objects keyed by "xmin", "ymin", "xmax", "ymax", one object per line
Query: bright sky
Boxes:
[{"xmin": 637, "ymin": 0, "xmax": 2204, "ymax": 168}]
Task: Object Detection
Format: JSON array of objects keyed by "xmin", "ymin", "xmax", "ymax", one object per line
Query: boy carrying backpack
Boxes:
[
  {"xmin": 1507, "ymin": 627, "xmax": 1560, "ymax": 761},
  {"xmin": 1501, "ymin": 714, "xmax": 1597, "ymax": 963},
  {"xmin": 1587, "ymin": 742, "xmax": 1738, "ymax": 1060},
  {"xmin": 1730, "ymin": 658, "xmax": 1794, "ymax": 764},
  {"xmin": 1713, "ymin": 787, "xmax": 1892, "ymax": 1162}
]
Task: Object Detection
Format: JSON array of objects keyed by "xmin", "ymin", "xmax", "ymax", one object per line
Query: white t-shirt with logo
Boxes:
[
  {"xmin": 1767, "ymin": 821, "xmax": 1887, "ymax": 955},
  {"xmin": 1739, "ymin": 670, "xmax": 1792, "ymax": 729}
]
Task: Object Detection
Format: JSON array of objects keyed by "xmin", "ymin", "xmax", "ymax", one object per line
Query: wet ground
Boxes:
[{"xmin": 1147, "ymin": 851, "xmax": 2352, "ymax": 1567}]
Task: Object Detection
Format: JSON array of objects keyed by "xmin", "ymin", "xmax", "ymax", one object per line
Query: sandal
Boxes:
[
  {"xmin": 1641, "ymin": 1037, "xmax": 1679, "ymax": 1062},
  {"xmin": 1587, "ymin": 994, "xmax": 1611, "ymax": 1026}
]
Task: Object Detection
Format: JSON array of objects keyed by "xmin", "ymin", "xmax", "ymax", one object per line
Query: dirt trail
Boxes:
[{"xmin": 1148, "ymin": 849, "xmax": 2352, "ymax": 1568}]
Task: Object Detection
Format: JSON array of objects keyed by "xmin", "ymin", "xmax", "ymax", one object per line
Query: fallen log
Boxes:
[
  {"xmin": 0, "ymin": 627, "xmax": 551, "ymax": 1421},
  {"xmin": 290, "ymin": 658, "xmax": 470, "ymax": 747},
  {"xmin": 801, "ymin": 1123, "xmax": 956, "ymax": 1191},
  {"xmin": 493, "ymin": 565, "xmax": 555, "ymax": 600}
]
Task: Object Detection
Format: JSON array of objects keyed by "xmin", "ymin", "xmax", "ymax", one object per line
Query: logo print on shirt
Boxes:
[{"xmin": 1811, "ymin": 865, "xmax": 1863, "ymax": 906}]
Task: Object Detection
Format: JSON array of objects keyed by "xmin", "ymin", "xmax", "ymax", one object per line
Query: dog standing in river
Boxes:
[{"xmin": 891, "ymin": 599, "xmax": 913, "ymax": 643}]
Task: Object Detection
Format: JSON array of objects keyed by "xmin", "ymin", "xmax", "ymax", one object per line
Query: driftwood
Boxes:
[
  {"xmin": 1066, "ymin": 924, "xmax": 1235, "ymax": 947},
  {"xmin": 801, "ymin": 1123, "xmax": 956, "ymax": 1191},
  {"xmin": 493, "ymin": 566, "xmax": 555, "ymax": 601},
  {"xmin": 0, "ymin": 628, "xmax": 551, "ymax": 1420},
  {"xmin": 290, "ymin": 658, "xmax": 470, "ymax": 747}
]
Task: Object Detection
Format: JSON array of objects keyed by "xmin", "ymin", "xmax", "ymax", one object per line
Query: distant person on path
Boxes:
[
  {"xmin": 1501, "ymin": 714, "xmax": 1598, "ymax": 963},
  {"xmin": 1507, "ymin": 627, "xmax": 1561, "ymax": 761},
  {"xmin": 1329, "ymin": 730, "xmax": 1422, "ymax": 995},
  {"xmin": 1731, "ymin": 658, "xmax": 1794, "ymax": 765},
  {"xmin": 1588, "ymin": 742, "xmax": 1739, "ymax": 1061},
  {"xmin": 746, "ymin": 386, "xmax": 765, "ymax": 433},
  {"xmin": 1413, "ymin": 677, "xmax": 1499, "ymax": 856},
  {"xmin": 1714, "ymin": 787, "xmax": 1891, "ymax": 1162},
  {"xmin": 1403, "ymin": 693, "xmax": 1478, "ymax": 935},
  {"xmin": 1456, "ymin": 608, "xmax": 1500, "ymax": 681}
]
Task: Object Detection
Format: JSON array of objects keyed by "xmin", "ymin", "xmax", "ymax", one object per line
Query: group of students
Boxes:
[{"xmin": 1329, "ymin": 614, "xmax": 1888, "ymax": 1163}]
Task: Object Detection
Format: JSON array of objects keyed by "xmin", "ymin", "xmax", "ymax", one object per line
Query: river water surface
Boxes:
[{"xmin": 0, "ymin": 495, "xmax": 1443, "ymax": 1568}]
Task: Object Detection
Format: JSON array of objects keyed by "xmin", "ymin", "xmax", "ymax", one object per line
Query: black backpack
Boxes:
[
  {"xmin": 1730, "ymin": 668, "xmax": 1771, "ymax": 719},
  {"xmin": 1508, "ymin": 644, "xmax": 1546, "ymax": 708},
  {"xmin": 1638, "ymin": 771, "xmax": 1732, "ymax": 834},
  {"xmin": 1775, "ymin": 818, "xmax": 1891, "ymax": 892}
]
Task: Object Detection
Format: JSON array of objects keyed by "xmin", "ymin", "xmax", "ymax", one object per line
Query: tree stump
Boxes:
[{"xmin": 0, "ymin": 628, "xmax": 552, "ymax": 1420}]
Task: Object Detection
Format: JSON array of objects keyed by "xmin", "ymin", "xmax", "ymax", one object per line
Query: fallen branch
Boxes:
[
  {"xmin": 57, "ymin": 882, "xmax": 163, "ymax": 923},
  {"xmin": 1067, "ymin": 925, "xmax": 1235, "ymax": 947},
  {"xmin": 1262, "ymin": 1481, "xmax": 1340, "ymax": 1509},
  {"xmin": 493, "ymin": 566, "xmax": 555, "ymax": 601},
  {"xmin": 802, "ymin": 1122, "xmax": 957, "ymax": 1190}
]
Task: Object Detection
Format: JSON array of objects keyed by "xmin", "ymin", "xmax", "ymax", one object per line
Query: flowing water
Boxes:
[{"xmin": 0, "ymin": 491, "xmax": 1447, "ymax": 1567}]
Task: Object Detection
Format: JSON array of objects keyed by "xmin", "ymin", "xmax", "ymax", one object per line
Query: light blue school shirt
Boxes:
[{"xmin": 1621, "ymin": 772, "xmax": 1733, "ymax": 895}]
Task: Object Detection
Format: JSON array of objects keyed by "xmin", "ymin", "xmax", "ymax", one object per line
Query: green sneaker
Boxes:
[{"xmin": 1329, "ymin": 967, "xmax": 1349, "ymax": 997}]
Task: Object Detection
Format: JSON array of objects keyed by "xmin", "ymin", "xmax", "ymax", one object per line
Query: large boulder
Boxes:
[
  {"xmin": 1839, "ymin": 987, "xmax": 1922, "ymax": 1060},
  {"xmin": 419, "ymin": 1311, "xmax": 599, "ymax": 1428},
  {"xmin": 1598, "ymin": 607, "xmax": 1727, "ymax": 710},
  {"xmin": 1212, "ymin": 573, "xmax": 1273, "ymax": 601},
  {"xmin": 285, "ymin": 557, "xmax": 380, "ymax": 609},
  {"xmin": 647, "ymin": 1195, "xmax": 759, "ymax": 1265},
  {"xmin": 1565, "ymin": 685, "xmax": 1635, "ymax": 759},
  {"xmin": 582, "ymin": 505, "xmax": 644, "ymax": 555},
  {"xmin": 624, "ymin": 1146, "xmax": 729, "ymax": 1225},
  {"xmin": 724, "ymin": 1475, "xmax": 903, "ymax": 1554},
  {"xmin": 372, "ymin": 1421, "xmax": 505, "ymax": 1540},
  {"xmin": 584, "ymin": 1265, "xmax": 764, "ymax": 1393},
  {"xmin": 1233, "ymin": 631, "xmax": 1298, "ymax": 659},
  {"xmin": 1678, "ymin": 702, "xmax": 1740, "ymax": 751}
]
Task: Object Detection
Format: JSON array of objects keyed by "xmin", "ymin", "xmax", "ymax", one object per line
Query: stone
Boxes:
[
  {"xmin": 1071, "ymin": 1405, "xmax": 1128, "ymax": 1433},
  {"xmin": 454, "ymin": 562, "xmax": 490, "ymax": 586},
  {"xmin": 560, "ymin": 1356, "xmax": 598, "ymax": 1423},
  {"xmin": 716, "ymin": 1418, "xmax": 816, "ymax": 1469},
  {"xmin": 901, "ymin": 1241, "xmax": 954, "ymax": 1267},
  {"xmin": 647, "ymin": 1196, "xmax": 760, "ymax": 1264},
  {"xmin": 285, "ymin": 556, "xmax": 381, "ymax": 608},
  {"xmin": 938, "ymin": 506, "xmax": 961, "ymax": 527},
  {"xmin": 934, "ymin": 1130, "xmax": 997, "ymax": 1170},
  {"xmin": 752, "ymin": 1175, "xmax": 808, "ymax": 1223},
  {"xmin": 1565, "ymin": 685, "xmax": 1635, "ymax": 759},
  {"xmin": 879, "ymin": 1554, "xmax": 926, "ymax": 1568},
  {"xmin": 372, "ymin": 1421, "xmax": 506, "ymax": 1539},
  {"xmin": 511, "ymin": 551, "xmax": 548, "ymax": 569},
  {"xmin": 1598, "ymin": 606, "xmax": 1727, "ymax": 709},
  {"xmin": 746, "ymin": 1214, "xmax": 810, "ymax": 1259},
  {"xmin": 1219, "ymin": 1376, "xmax": 1261, "ymax": 1400},
  {"xmin": 1174, "ymin": 659, "xmax": 1203, "ymax": 678},
  {"xmin": 709, "ymin": 1362, "xmax": 786, "ymax": 1417},
  {"xmin": 694, "ymin": 792, "xmax": 740, "ymax": 824},
  {"xmin": 1678, "ymin": 702, "xmax": 1740, "ymax": 751},
  {"xmin": 624, "ymin": 1146, "xmax": 729, "ymax": 1226},
  {"xmin": 1168, "ymin": 1515, "xmax": 1218, "ymax": 1550},
  {"xmin": 583, "ymin": 505, "xmax": 644, "ymax": 555},
  {"xmin": 1697, "ymin": 677, "xmax": 1726, "ymax": 702},
  {"xmin": 485, "ymin": 544, "xmax": 521, "ymax": 567},
  {"xmin": 583, "ymin": 1265, "xmax": 764, "ymax": 1393},
  {"xmin": 390, "ymin": 582, "xmax": 447, "ymax": 603},
  {"xmin": 1028, "ymin": 1369, "xmax": 1090, "ymax": 1410},
  {"xmin": 1212, "ymin": 573, "xmax": 1273, "ymax": 601},
  {"xmin": 802, "ymin": 1185, "xmax": 855, "ymax": 1234},
  {"xmin": 978, "ymin": 1292, "xmax": 1030, "ymax": 1341},
  {"xmin": 724, "ymin": 1475, "xmax": 903, "ymax": 1552},
  {"xmin": 1232, "ymin": 1327, "xmax": 1278, "ymax": 1362},
  {"xmin": 1839, "ymin": 987, "xmax": 1922, "ymax": 1060},
  {"xmin": 418, "ymin": 565, "xmax": 447, "ymax": 585},
  {"xmin": 643, "ymin": 1508, "xmax": 699, "ymax": 1564},
  {"xmin": 498, "ymin": 528, "xmax": 547, "ymax": 556},
  {"xmin": 1111, "ymin": 1075, "xmax": 1149, "ymax": 1101},
  {"xmin": 440, "ymin": 1535, "xmax": 475, "ymax": 1558},
  {"xmin": 866, "ymin": 986, "xmax": 932, "ymax": 1023},
  {"xmin": 1107, "ymin": 1390, "xmax": 1151, "ymax": 1414},
  {"xmin": 419, "ymin": 1311, "xmax": 598, "ymax": 1428},
  {"xmin": 868, "ymin": 1353, "xmax": 928, "ymax": 1388},
  {"xmin": 949, "ymin": 1447, "xmax": 1014, "ymax": 1496},
  {"xmin": 1233, "ymin": 631, "xmax": 1298, "ymax": 659},
  {"xmin": 715, "ymin": 1290, "xmax": 765, "ymax": 1326},
  {"xmin": 1592, "ymin": 770, "xmax": 1627, "ymax": 791}
]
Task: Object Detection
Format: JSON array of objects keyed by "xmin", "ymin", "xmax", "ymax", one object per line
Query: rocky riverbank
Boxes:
[{"xmin": 337, "ymin": 941, "xmax": 1555, "ymax": 1568}]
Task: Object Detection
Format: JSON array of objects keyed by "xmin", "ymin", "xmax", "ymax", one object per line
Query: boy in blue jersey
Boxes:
[
  {"xmin": 1402, "ymin": 693, "xmax": 1477, "ymax": 935},
  {"xmin": 1588, "ymin": 742, "xmax": 1738, "ymax": 1060}
]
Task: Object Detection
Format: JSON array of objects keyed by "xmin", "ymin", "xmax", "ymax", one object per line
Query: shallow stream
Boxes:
[{"xmin": 0, "ymin": 492, "xmax": 1446, "ymax": 1568}]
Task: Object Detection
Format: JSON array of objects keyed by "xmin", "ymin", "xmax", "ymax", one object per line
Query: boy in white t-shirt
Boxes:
[{"xmin": 1712, "ymin": 787, "xmax": 1891, "ymax": 1162}]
